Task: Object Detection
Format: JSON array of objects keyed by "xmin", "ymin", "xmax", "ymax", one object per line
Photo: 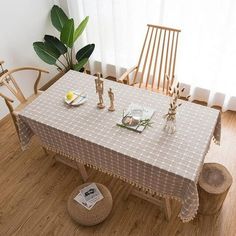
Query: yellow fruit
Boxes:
[{"xmin": 66, "ymin": 91, "xmax": 74, "ymax": 100}]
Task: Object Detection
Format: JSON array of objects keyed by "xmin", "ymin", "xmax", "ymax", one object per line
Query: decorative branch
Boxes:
[{"xmin": 164, "ymin": 76, "xmax": 190, "ymax": 121}]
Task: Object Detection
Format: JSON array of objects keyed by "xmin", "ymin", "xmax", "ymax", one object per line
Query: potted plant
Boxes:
[{"xmin": 33, "ymin": 5, "xmax": 95, "ymax": 74}]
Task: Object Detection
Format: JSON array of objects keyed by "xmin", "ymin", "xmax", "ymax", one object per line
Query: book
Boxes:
[
  {"xmin": 74, "ymin": 183, "xmax": 104, "ymax": 210},
  {"xmin": 74, "ymin": 192, "xmax": 95, "ymax": 210},
  {"xmin": 80, "ymin": 183, "xmax": 104, "ymax": 204}
]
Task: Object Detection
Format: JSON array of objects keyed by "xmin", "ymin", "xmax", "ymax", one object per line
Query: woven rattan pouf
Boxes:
[{"xmin": 67, "ymin": 183, "xmax": 113, "ymax": 226}]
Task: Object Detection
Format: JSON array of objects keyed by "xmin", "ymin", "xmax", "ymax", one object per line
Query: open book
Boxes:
[{"xmin": 74, "ymin": 183, "xmax": 104, "ymax": 210}]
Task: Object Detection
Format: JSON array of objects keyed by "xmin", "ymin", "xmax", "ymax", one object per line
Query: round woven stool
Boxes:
[
  {"xmin": 198, "ymin": 163, "xmax": 232, "ymax": 215},
  {"xmin": 67, "ymin": 183, "xmax": 113, "ymax": 226}
]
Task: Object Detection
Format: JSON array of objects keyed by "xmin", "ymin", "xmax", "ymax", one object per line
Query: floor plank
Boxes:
[{"xmin": 0, "ymin": 111, "xmax": 236, "ymax": 236}]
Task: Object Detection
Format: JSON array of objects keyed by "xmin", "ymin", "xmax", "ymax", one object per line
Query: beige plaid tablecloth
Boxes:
[{"xmin": 17, "ymin": 70, "xmax": 221, "ymax": 222}]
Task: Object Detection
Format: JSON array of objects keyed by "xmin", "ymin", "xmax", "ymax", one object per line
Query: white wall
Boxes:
[{"xmin": 0, "ymin": 0, "xmax": 58, "ymax": 120}]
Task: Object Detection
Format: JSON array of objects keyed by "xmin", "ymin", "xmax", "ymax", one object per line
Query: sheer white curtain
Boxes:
[{"xmin": 66, "ymin": 0, "xmax": 236, "ymax": 111}]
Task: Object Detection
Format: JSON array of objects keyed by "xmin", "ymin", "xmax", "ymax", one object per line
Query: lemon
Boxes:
[{"xmin": 66, "ymin": 91, "xmax": 74, "ymax": 100}]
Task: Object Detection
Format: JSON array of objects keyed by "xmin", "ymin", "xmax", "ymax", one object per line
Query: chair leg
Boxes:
[{"xmin": 162, "ymin": 198, "xmax": 172, "ymax": 221}]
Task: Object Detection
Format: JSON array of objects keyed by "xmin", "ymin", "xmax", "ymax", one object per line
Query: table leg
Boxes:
[
  {"xmin": 76, "ymin": 162, "xmax": 89, "ymax": 182},
  {"xmin": 42, "ymin": 147, "xmax": 48, "ymax": 156},
  {"xmin": 54, "ymin": 154, "xmax": 89, "ymax": 182},
  {"xmin": 163, "ymin": 198, "xmax": 171, "ymax": 221},
  {"xmin": 124, "ymin": 185, "xmax": 172, "ymax": 221},
  {"xmin": 123, "ymin": 185, "xmax": 133, "ymax": 201}
]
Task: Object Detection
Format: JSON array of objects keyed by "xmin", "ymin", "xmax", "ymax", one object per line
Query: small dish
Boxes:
[
  {"xmin": 122, "ymin": 115, "xmax": 140, "ymax": 127},
  {"xmin": 122, "ymin": 109, "xmax": 143, "ymax": 127},
  {"xmin": 64, "ymin": 90, "xmax": 88, "ymax": 106}
]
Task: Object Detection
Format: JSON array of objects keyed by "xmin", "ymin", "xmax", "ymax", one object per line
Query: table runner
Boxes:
[{"xmin": 17, "ymin": 70, "xmax": 221, "ymax": 222}]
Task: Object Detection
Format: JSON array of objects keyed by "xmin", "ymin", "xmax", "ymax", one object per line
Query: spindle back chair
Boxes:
[{"xmin": 118, "ymin": 24, "xmax": 181, "ymax": 94}]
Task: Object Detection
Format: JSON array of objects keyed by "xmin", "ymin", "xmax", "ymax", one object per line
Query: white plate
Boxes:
[{"xmin": 64, "ymin": 90, "xmax": 88, "ymax": 106}]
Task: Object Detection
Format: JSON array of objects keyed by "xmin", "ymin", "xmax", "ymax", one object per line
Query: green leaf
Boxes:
[
  {"xmin": 73, "ymin": 58, "xmax": 88, "ymax": 71},
  {"xmin": 33, "ymin": 42, "xmax": 60, "ymax": 65},
  {"xmin": 76, "ymin": 44, "xmax": 95, "ymax": 62},
  {"xmin": 73, "ymin": 16, "xmax": 89, "ymax": 43},
  {"xmin": 44, "ymin": 35, "xmax": 67, "ymax": 55},
  {"xmin": 51, "ymin": 5, "xmax": 68, "ymax": 32},
  {"xmin": 60, "ymin": 19, "xmax": 74, "ymax": 48}
]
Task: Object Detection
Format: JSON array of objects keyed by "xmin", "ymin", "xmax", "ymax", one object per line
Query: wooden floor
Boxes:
[{"xmin": 0, "ymin": 111, "xmax": 236, "ymax": 236}]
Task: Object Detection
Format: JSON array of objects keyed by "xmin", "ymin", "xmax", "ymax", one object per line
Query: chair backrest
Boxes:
[
  {"xmin": 0, "ymin": 65, "xmax": 48, "ymax": 138},
  {"xmin": 133, "ymin": 24, "xmax": 181, "ymax": 93},
  {"xmin": 0, "ymin": 67, "xmax": 49, "ymax": 105}
]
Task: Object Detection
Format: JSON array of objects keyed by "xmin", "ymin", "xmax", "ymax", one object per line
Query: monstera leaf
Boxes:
[{"xmin": 51, "ymin": 5, "xmax": 68, "ymax": 32}]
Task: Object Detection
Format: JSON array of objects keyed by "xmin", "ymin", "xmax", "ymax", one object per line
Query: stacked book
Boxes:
[{"xmin": 74, "ymin": 183, "xmax": 104, "ymax": 210}]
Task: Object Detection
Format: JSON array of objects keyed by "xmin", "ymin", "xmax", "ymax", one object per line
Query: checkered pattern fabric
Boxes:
[{"xmin": 17, "ymin": 70, "xmax": 221, "ymax": 222}]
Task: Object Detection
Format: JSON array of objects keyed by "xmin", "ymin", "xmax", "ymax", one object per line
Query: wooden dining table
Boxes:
[{"xmin": 17, "ymin": 70, "xmax": 221, "ymax": 222}]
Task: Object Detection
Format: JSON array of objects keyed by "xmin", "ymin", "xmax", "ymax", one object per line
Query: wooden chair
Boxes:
[
  {"xmin": 0, "ymin": 62, "xmax": 49, "ymax": 141},
  {"xmin": 118, "ymin": 24, "xmax": 181, "ymax": 95},
  {"xmin": 0, "ymin": 61, "xmax": 89, "ymax": 182}
]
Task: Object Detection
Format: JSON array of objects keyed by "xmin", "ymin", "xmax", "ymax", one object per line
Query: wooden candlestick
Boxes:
[
  {"xmin": 95, "ymin": 73, "xmax": 105, "ymax": 109},
  {"xmin": 108, "ymin": 88, "xmax": 115, "ymax": 111}
]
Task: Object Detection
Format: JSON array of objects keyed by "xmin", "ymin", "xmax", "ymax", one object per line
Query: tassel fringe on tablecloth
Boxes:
[{"xmin": 44, "ymin": 145, "xmax": 198, "ymax": 223}]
